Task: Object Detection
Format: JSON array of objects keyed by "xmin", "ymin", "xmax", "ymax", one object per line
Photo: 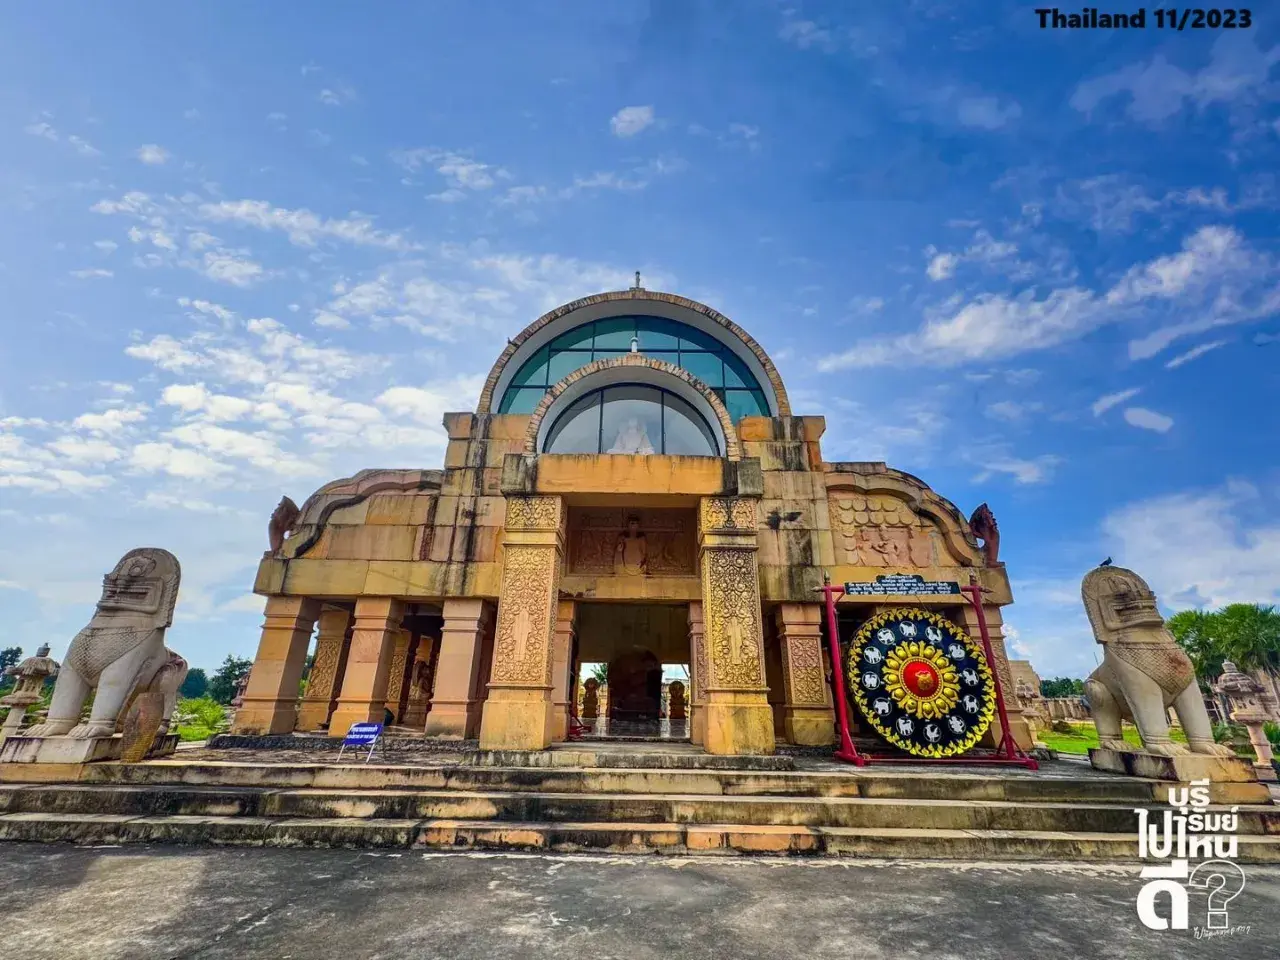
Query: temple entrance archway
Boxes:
[{"xmin": 575, "ymin": 602, "xmax": 690, "ymax": 740}]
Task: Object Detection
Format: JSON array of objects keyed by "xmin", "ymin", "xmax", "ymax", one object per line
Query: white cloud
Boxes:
[
  {"xmin": 972, "ymin": 453, "xmax": 1061, "ymax": 485},
  {"xmin": 985, "ymin": 400, "xmax": 1043, "ymax": 423},
  {"xmin": 129, "ymin": 442, "xmax": 230, "ymax": 479},
  {"xmin": 136, "ymin": 144, "xmax": 171, "ymax": 165},
  {"xmin": 610, "ymin": 105, "xmax": 655, "ymax": 138},
  {"xmin": 67, "ymin": 135, "xmax": 99, "ymax": 157},
  {"xmin": 1091, "ymin": 388, "xmax": 1141, "ymax": 416},
  {"xmin": 47, "ymin": 437, "xmax": 123, "ymax": 464},
  {"xmin": 196, "ymin": 248, "xmax": 264, "ymax": 287},
  {"xmin": 1103, "ymin": 481, "xmax": 1280, "ymax": 608},
  {"xmin": 72, "ymin": 406, "xmax": 148, "ymax": 434},
  {"xmin": 197, "ymin": 198, "xmax": 413, "ymax": 251},
  {"xmin": 926, "ymin": 252, "xmax": 958, "ymax": 281},
  {"xmin": 1122, "ymin": 406, "xmax": 1174, "ymax": 433},
  {"xmin": 317, "ymin": 85, "xmax": 356, "ymax": 106},
  {"xmin": 1165, "ymin": 340, "xmax": 1228, "ymax": 369},
  {"xmin": 955, "ymin": 95, "xmax": 1021, "ymax": 129},
  {"xmin": 70, "ymin": 268, "xmax": 113, "ymax": 279},
  {"xmin": 1106, "ymin": 226, "xmax": 1243, "ymax": 305},
  {"xmin": 1072, "ymin": 32, "xmax": 1280, "ymax": 125},
  {"xmin": 779, "ymin": 19, "xmax": 834, "ymax": 51},
  {"xmin": 93, "ymin": 240, "xmax": 118, "ymax": 253},
  {"xmin": 25, "ymin": 121, "xmax": 57, "ymax": 141}
]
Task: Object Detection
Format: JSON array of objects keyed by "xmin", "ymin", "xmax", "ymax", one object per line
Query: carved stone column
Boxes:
[
  {"xmin": 479, "ymin": 496, "xmax": 565, "ymax": 751},
  {"xmin": 551, "ymin": 600, "xmax": 576, "ymax": 742},
  {"xmin": 401, "ymin": 632, "xmax": 438, "ymax": 729},
  {"xmin": 233, "ymin": 596, "xmax": 320, "ymax": 735},
  {"xmin": 295, "ymin": 606, "xmax": 351, "ymax": 732},
  {"xmin": 688, "ymin": 602, "xmax": 707, "ymax": 745},
  {"xmin": 425, "ymin": 599, "xmax": 493, "ymax": 739},
  {"xmin": 698, "ymin": 497, "xmax": 774, "ymax": 755},
  {"xmin": 383, "ymin": 628, "xmax": 413, "ymax": 723},
  {"xmin": 326, "ymin": 597, "xmax": 405, "ymax": 737},
  {"xmin": 955, "ymin": 602, "xmax": 1034, "ymax": 751},
  {"xmin": 775, "ymin": 603, "xmax": 835, "ymax": 746}
]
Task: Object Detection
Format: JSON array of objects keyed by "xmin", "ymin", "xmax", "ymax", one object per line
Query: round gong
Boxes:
[{"xmin": 847, "ymin": 608, "xmax": 996, "ymax": 757}]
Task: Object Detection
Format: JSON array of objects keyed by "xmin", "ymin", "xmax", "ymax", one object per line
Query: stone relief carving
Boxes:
[
  {"xmin": 490, "ymin": 546, "xmax": 560, "ymax": 686},
  {"xmin": 27, "ymin": 548, "xmax": 188, "ymax": 740},
  {"xmin": 699, "ymin": 497, "xmax": 757, "ymax": 534},
  {"xmin": 784, "ymin": 635, "xmax": 827, "ymax": 705},
  {"xmin": 830, "ymin": 495, "xmax": 935, "ymax": 567},
  {"xmin": 567, "ymin": 507, "xmax": 695, "ymax": 576},
  {"xmin": 505, "ymin": 496, "xmax": 563, "ymax": 531},
  {"xmin": 702, "ymin": 548, "xmax": 764, "ymax": 688},
  {"xmin": 1081, "ymin": 564, "xmax": 1233, "ymax": 758}
]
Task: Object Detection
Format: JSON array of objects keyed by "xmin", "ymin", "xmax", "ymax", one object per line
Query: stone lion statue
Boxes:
[
  {"xmin": 267, "ymin": 496, "xmax": 301, "ymax": 555},
  {"xmin": 1081, "ymin": 564, "xmax": 1231, "ymax": 758},
  {"xmin": 27, "ymin": 548, "xmax": 187, "ymax": 740}
]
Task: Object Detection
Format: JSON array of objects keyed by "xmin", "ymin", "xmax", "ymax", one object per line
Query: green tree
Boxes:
[
  {"xmin": 208, "ymin": 655, "xmax": 253, "ymax": 705},
  {"xmin": 0, "ymin": 647, "xmax": 21, "ymax": 692},
  {"xmin": 589, "ymin": 663, "xmax": 608, "ymax": 684},
  {"xmin": 1167, "ymin": 609, "xmax": 1225, "ymax": 682},
  {"xmin": 179, "ymin": 668, "xmax": 208, "ymax": 699},
  {"xmin": 1168, "ymin": 604, "xmax": 1280, "ymax": 683},
  {"xmin": 1039, "ymin": 677, "xmax": 1084, "ymax": 698}
]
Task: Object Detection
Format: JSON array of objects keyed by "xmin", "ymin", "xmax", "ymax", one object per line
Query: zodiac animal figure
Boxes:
[
  {"xmin": 876, "ymin": 628, "xmax": 896, "ymax": 645},
  {"xmin": 961, "ymin": 668, "xmax": 979, "ymax": 686},
  {"xmin": 1082, "ymin": 564, "xmax": 1233, "ymax": 758},
  {"xmin": 925, "ymin": 625, "xmax": 942, "ymax": 643},
  {"xmin": 895, "ymin": 716, "xmax": 915, "ymax": 737},
  {"xmin": 27, "ymin": 549, "xmax": 187, "ymax": 740},
  {"xmin": 864, "ymin": 647, "xmax": 884, "ymax": 665},
  {"xmin": 924, "ymin": 723, "xmax": 942, "ymax": 743},
  {"xmin": 862, "ymin": 672, "xmax": 881, "ymax": 690},
  {"xmin": 872, "ymin": 698, "xmax": 892, "ymax": 717},
  {"xmin": 899, "ymin": 621, "xmax": 918, "ymax": 638},
  {"xmin": 947, "ymin": 715, "xmax": 967, "ymax": 734},
  {"xmin": 962, "ymin": 694, "xmax": 980, "ymax": 714},
  {"xmin": 947, "ymin": 642, "xmax": 966, "ymax": 660}
]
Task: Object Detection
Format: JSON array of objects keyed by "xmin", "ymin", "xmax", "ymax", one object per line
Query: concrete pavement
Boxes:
[{"xmin": 0, "ymin": 844, "xmax": 1277, "ymax": 959}]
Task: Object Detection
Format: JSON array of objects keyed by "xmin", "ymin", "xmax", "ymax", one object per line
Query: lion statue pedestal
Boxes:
[
  {"xmin": 0, "ymin": 548, "xmax": 187, "ymax": 765},
  {"xmin": 1080, "ymin": 563, "xmax": 1268, "ymax": 803}
]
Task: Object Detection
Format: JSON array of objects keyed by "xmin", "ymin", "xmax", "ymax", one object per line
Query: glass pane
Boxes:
[
  {"xmin": 547, "ymin": 350, "xmax": 589, "ymax": 383},
  {"xmin": 678, "ymin": 351, "xmax": 724, "ymax": 388},
  {"xmin": 499, "ymin": 387, "xmax": 546, "ymax": 415},
  {"xmin": 722, "ymin": 389, "xmax": 767, "ymax": 422},
  {"xmin": 591, "ymin": 349, "xmax": 626, "ymax": 363},
  {"xmin": 662, "ymin": 392, "xmax": 719, "ymax": 456},
  {"xmin": 600, "ymin": 385, "xmax": 663, "ymax": 455},
  {"xmin": 550, "ymin": 322, "xmax": 596, "ymax": 350},
  {"xmin": 645, "ymin": 350, "xmax": 680, "ymax": 368},
  {"xmin": 635, "ymin": 317, "xmax": 681, "ymax": 350},
  {"xmin": 593, "ymin": 317, "xmax": 637, "ymax": 349},
  {"xmin": 510, "ymin": 347, "xmax": 548, "ymax": 387},
  {"xmin": 722, "ymin": 351, "xmax": 760, "ymax": 390},
  {"xmin": 544, "ymin": 392, "xmax": 602, "ymax": 454},
  {"xmin": 679, "ymin": 326, "xmax": 721, "ymax": 351}
]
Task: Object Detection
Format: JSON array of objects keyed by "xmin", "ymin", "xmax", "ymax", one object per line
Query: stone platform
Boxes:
[
  {"xmin": 0, "ymin": 734, "xmax": 178, "ymax": 765},
  {"xmin": 1, "ymin": 743, "xmax": 1277, "ymax": 861},
  {"xmin": 1089, "ymin": 747, "xmax": 1271, "ymax": 803}
]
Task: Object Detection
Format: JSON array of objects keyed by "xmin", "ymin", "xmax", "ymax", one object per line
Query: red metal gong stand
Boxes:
[{"xmin": 816, "ymin": 573, "xmax": 1038, "ymax": 770}]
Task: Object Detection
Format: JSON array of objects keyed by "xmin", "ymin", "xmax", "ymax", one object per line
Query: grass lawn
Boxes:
[{"xmin": 1038, "ymin": 721, "xmax": 1186, "ymax": 756}]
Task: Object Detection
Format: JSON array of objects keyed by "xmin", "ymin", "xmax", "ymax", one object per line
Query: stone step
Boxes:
[
  {"xmin": 3, "ymin": 783, "xmax": 1275, "ymax": 834},
  {"xmin": 3, "ymin": 762, "xmax": 1169, "ymax": 804},
  {"xmin": 466, "ymin": 748, "xmax": 794, "ymax": 770},
  {"xmin": 3, "ymin": 812, "xmax": 1280, "ymax": 862}
]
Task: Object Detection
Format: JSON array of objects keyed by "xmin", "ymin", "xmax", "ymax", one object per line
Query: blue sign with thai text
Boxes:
[{"xmin": 343, "ymin": 722, "xmax": 382, "ymax": 746}]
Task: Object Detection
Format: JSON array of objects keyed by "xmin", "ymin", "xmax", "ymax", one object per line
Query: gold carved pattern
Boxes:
[
  {"xmin": 831, "ymin": 495, "xmax": 934, "ymax": 567},
  {"xmin": 784, "ymin": 634, "xmax": 827, "ymax": 705},
  {"xmin": 702, "ymin": 548, "xmax": 764, "ymax": 688},
  {"xmin": 385, "ymin": 633, "xmax": 410, "ymax": 711},
  {"xmin": 490, "ymin": 545, "xmax": 560, "ymax": 686},
  {"xmin": 304, "ymin": 635, "xmax": 342, "ymax": 701},
  {"xmin": 567, "ymin": 507, "xmax": 695, "ymax": 576},
  {"xmin": 699, "ymin": 497, "xmax": 757, "ymax": 534},
  {"xmin": 505, "ymin": 496, "xmax": 562, "ymax": 531}
]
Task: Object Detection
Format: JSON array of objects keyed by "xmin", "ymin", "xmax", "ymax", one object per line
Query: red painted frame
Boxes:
[{"xmin": 816, "ymin": 573, "xmax": 1038, "ymax": 770}]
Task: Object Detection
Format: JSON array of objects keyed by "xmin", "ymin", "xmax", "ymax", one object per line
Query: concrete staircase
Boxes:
[{"xmin": 2, "ymin": 750, "xmax": 1278, "ymax": 861}]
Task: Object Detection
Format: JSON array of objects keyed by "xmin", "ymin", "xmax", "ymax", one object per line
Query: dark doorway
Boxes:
[{"xmin": 607, "ymin": 648, "xmax": 663, "ymax": 722}]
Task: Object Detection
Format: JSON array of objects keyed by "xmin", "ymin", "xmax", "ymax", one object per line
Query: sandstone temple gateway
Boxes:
[{"xmin": 234, "ymin": 286, "xmax": 1032, "ymax": 756}]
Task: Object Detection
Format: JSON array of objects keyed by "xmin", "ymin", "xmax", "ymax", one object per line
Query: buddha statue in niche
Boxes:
[{"xmin": 614, "ymin": 515, "xmax": 649, "ymax": 576}]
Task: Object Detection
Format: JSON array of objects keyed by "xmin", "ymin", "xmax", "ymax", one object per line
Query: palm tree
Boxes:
[{"xmin": 1168, "ymin": 603, "xmax": 1280, "ymax": 682}]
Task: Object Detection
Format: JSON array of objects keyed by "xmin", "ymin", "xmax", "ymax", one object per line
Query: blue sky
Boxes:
[{"xmin": 2, "ymin": 3, "xmax": 1279, "ymax": 680}]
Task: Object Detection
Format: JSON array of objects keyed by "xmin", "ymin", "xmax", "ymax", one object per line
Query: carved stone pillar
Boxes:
[
  {"xmin": 688, "ymin": 602, "xmax": 707, "ymax": 745},
  {"xmin": 955, "ymin": 602, "xmax": 1034, "ymax": 751},
  {"xmin": 551, "ymin": 600, "xmax": 576, "ymax": 742},
  {"xmin": 479, "ymin": 496, "xmax": 565, "ymax": 751},
  {"xmin": 775, "ymin": 603, "xmax": 835, "ymax": 746},
  {"xmin": 425, "ymin": 600, "xmax": 493, "ymax": 738},
  {"xmin": 698, "ymin": 497, "xmax": 774, "ymax": 755},
  {"xmin": 383, "ymin": 628, "xmax": 413, "ymax": 723},
  {"xmin": 295, "ymin": 606, "xmax": 351, "ymax": 732},
  {"xmin": 401, "ymin": 633, "xmax": 438, "ymax": 729},
  {"xmin": 233, "ymin": 596, "xmax": 320, "ymax": 735},
  {"xmin": 326, "ymin": 597, "xmax": 405, "ymax": 737}
]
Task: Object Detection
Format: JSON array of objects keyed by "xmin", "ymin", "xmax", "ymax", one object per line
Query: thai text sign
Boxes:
[
  {"xmin": 343, "ymin": 722, "xmax": 383, "ymax": 746},
  {"xmin": 844, "ymin": 574, "xmax": 961, "ymax": 596}
]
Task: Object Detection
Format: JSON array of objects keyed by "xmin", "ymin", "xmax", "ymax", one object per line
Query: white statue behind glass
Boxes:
[{"xmin": 607, "ymin": 417, "xmax": 655, "ymax": 455}]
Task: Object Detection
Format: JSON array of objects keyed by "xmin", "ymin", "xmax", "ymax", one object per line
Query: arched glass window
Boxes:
[
  {"xmin": 543, "ymin": 385, "xmax": 719, "ymax": 456},
  {"xmin": 498, "ymin": 315, "xmax": 770, "ymax": 421}
]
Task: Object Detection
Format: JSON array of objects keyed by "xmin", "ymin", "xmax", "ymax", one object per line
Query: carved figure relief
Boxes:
[
  {"xmin": 702, "ymin": 547, "xmax": 765, "ymax": 688},
  {"xmin": 830, "ymin": 495, "xmax": 935, "ymax": 568},
  {"xmin": 267, "ymin": 496, "xmax": 300, "ymax": 555},
  {"xmin": 1081, "ymin": 564, "xmax": 1233, "ymax": 758},
  {"xmin": 567, "ymin": 507, "xmax": 694, "ymax": 576},
  {"xmin": 27, "ymin": 548, "xmax": 188, "ymax": 740},
  {"xmin": 490, "ymin": 545, "xmax": 560, "ymax": 686},
  {"xmin": 505, "ymin": 496, "xmax": 563, "ymax": 531},
  {"xmin": 700, "ymin": 497, "xmax": 757, "ymax": 533},
  {"xmin": 613, "ymin": 515, "xmax": 649, "ymax": 576}
]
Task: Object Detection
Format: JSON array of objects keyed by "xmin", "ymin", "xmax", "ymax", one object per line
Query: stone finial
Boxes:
[
  {"xmin": 1, "ymin": 645, "xmax": 61, "ymax": 742},
  {"xmin": 967, "ymin": 503, "xmax": 1001, "ymax": 567},
  {"xmin": 268, "ymin": 496, "xmax": 301, "ymax": 555},
  {"xmin": 1214, "ymin": 661, "xmax": 1278, "ymax": 779}
]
